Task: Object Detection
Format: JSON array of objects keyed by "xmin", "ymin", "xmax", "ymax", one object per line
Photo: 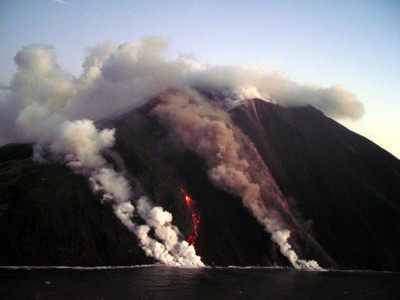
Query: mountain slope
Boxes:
[
  {"xmin": 230, "ymin": 99, "xmax": 400, "ymax": 271},
  {"xmin": 0, "ymin": 95, "xmax": 399, "ymax": 270},
  {"xmin": 0, "ymin": 145, "xmax": 151, "ymax": 266}
]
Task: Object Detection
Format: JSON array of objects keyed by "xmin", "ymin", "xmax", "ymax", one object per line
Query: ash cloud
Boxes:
[{"xmin": 0, "ymin": 37, "xmax": 363, "ymax": 145}]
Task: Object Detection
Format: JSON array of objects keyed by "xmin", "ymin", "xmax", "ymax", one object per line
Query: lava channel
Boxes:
[{"xmin": 180, "ymin": 187, "xmax": 200, "ymax": 247}]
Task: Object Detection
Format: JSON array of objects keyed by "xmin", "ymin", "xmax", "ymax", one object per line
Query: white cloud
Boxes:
[{"xmin": 0, "ymin": 37, "xmax": 364, "ymax": 145}]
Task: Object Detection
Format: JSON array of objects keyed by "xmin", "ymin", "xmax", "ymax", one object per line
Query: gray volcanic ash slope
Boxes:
[{"xmin": 1, "ymin": 90, "xmax": 399, "ymax": 271}]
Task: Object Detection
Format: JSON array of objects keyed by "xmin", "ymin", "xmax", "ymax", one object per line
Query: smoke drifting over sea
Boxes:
[{"xmin": 0, "ymin": 37, "xmax": 364, "ymax": 269}]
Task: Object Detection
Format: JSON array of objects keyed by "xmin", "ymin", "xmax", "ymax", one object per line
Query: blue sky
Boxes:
[{"xmin": 1, "ymin": 0, "xmax": 399, "ymax": 157}]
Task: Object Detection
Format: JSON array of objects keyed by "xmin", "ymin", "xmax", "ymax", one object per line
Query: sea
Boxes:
[{"xmin": 1, "ymin": 265, "xmax": 399, "ymax": 299}]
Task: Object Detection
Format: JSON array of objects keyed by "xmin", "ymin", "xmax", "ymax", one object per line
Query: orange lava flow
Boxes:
[{"xmin": 180, "ymin": 187, "xmax": 200, "ymax": 247}]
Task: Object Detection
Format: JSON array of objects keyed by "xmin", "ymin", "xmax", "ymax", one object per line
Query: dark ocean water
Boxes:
[{"xmin": 1, "ymin": 266, "xmax": 399, "ymax": 299}]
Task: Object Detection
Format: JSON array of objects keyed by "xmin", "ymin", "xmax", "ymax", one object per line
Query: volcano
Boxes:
[{"xmin": 0, "ymin": 90, "xmax": 399, "ymax": 271}]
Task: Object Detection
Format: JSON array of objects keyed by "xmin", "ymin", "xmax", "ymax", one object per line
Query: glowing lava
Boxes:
[{"xmin": 180, "ymin": 187, "xmax": 200, "ymax": 246}]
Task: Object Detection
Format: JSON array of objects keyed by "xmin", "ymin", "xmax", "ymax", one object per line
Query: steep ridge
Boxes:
[{"xmin": 230, "ymin": 99, "xmax": 400, "ymax": 271}]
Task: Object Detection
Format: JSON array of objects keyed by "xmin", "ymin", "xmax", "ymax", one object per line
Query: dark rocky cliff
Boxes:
[
  {"xmin": 230, "ymin": 100, "xmax": 400, "ymax": 271},
  {"xmin": 0, "ymin": 145, "xmax": 151, "ymax": 266}
]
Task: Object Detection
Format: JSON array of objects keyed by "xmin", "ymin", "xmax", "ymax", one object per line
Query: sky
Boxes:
[{"xmin": 0, "ymin": 0, "xmax": 399, "ymax": 158}]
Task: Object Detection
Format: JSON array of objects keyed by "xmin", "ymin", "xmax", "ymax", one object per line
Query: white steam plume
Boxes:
[
  {"xmin": 152, "ymin": 91, "xmax": 321, "ymax": 270},
  {"xmin": 188, "ymin": 67, "xmax": 364, "ymax": 120},
  {"xmin": 135, "ymin": 197, "xmax": 203, "ymax": 266},
  {"xmin": 40, "ymin": 118, "xmax": 203, "ymax": 267},
  {"xmin": 0, "ymin": 37, "xmax": 363, "ymax": 146}
]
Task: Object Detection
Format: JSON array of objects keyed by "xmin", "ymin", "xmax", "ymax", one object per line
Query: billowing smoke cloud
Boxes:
[
  {"xmin": 0, "ymin": 37, "xmax": 363, "ymax": 146},
  {"xmin": 187, "ymin": 66, "xmax": 364, "ymax": 119},
  {"xmin": 0, "ymin": 45, "xmax": 75, "ymax": 144},
  {"xmin": 255, "ymin": 71, "xmax": 364, "ymax": 120},
  {"xmin": 50, "ymin": 119, "xmax": 115, "ymax": 169},
  {"xmin": 152, "ymin": 91, "xmax": 321, "ymax": 270},
  {"xmin": 135, "ymin": 197, "xmax": 203, "ymax": 266}
]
